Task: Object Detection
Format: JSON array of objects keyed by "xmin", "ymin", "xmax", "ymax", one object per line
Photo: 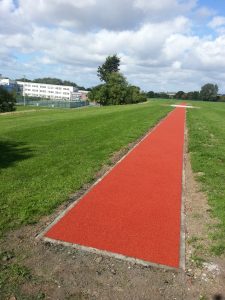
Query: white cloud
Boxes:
[
  {"xmin": 208, "ymin": 16, "xmax": 225, "ymax": 35},
  {"xmin": 0, "ymin": 0, "xmax": 225, "ymax": 92},
  {"xmin": 208, "ymin": 16, "xmax": 225, "ymax": 29},
  {"xmin": 192, "ymin": 36, "xmax": 225, "ymax": 70},
  {"xmin": 134, "ymin": 0, "xmax": 197, "ymax": 13},
  {"xmin": 162, "ymin": 34, "xmax": 198, "ymax": 62},
  {"xmin": 195, "ymin": 6, "xmax": 215, "ymax": 18},
  {"xmin": 0, "ymin": 0, "xmax": 197, "ymax": 32}
]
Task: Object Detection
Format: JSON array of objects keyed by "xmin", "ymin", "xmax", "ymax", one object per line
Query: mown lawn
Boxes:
[
  {"xmin": 187, "ymin": 101, "xmax": 225, "ymax": 255},
  {"xmin": 0, "ymin": 101, "xmax": 172, "ymax": 236},
  {"xmin": 16, "ymin": 105, "xmax": 51, "ymax": 111}
]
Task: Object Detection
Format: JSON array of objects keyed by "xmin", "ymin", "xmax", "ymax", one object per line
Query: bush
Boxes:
[
  {"xmin": 89, "ymin": 73, "xmax": 147, "ymax": 106},
  {"xmin": 200, "ymin": 83, "xmax": 218, "ymax": 101},
  {"xmin": 218, "ymin": 95, "xmax": 225, "ymax": 102},
  {"xmin": 0, "ymin": 87, "xmax": 16, "ymax": 112}
]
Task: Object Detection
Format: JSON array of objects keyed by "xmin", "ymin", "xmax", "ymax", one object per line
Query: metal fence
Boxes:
[{"xmin": 16, "ymin": 97, "xmax": 89, "ymax": 109}]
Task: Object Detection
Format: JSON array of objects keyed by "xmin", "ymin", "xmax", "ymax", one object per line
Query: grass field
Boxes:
[
  {"xmin": 1, "ymin": 100, "xmax": 225, "ymax": 255},
  {"xmin": 16, "ymin": 105, "xmax": 51, "ymax": 111},
  {"xmin": 0, "ymin": 101, "xmax": 172, "ymax": 236},
  {"xmin": 187, "ymin": 101, "xmax": 225, "ymax": 255}
]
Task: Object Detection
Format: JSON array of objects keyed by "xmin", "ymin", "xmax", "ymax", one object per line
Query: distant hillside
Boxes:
[{"xmin": 16, "ymin": 77, "xmax": 85, "ymax": 90}]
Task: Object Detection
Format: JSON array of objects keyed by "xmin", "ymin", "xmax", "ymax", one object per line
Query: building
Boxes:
[
  {"xmin": 71, "ymin": 91, "xmax": 82, "ymax": 101},
  {"xmin": 78, "ymin": 90, "xmax": 89, "ymax": 100},
  {"xmin": 0, "ymin": 75, "xmax": 16, "ymax": 86},
  {"xmin": 0, "ymin": 75, "xmax": 19, "ymax": 93},
  {"xmin": 166, "ymin": 92, "xmax": 176, "ymax": 98},
  {"xmin": 17, "ymin": 81, "xmax": 79, "ymax": 101},
  {"xmin": 1, "ymin": 75, "xmax": 89, "ymax": 101}
]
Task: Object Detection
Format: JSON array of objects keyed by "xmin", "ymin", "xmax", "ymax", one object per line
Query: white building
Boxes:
[
  {"xmin": 0, "ymin": 75, "xmax": 15, "ymax": 86},
  {"xmin": 17, "ymin": 81, "xmax": 79, "ymax": 101},
  {"xmin": 78, "ymin": 90, "xmax": 89, "ymax": 100}
]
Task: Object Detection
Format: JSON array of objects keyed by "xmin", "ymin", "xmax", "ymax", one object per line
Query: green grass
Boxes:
[
  {"xmin": 190, "ymin": 252, "xmax": 206, "ymax": 268},
  {"xmin": 3, "ymin": 99, "xmax": 225, "ymax": 255},
  {"xmin": 16, "ymin": 105, "xmax": 51, "ymax": 111},
  {"xmin": 187, "ymin": 101, "xmax": 225, "ymax": 255},
  {"xmin": 0, "ymin": 101, "xmax": 172, "ymax": 236}
]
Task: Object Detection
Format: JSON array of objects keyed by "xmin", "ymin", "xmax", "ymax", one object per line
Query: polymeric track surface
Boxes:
[{"xmin": 45, "ymin": 106, "xmax": 186, "ymax": 268}]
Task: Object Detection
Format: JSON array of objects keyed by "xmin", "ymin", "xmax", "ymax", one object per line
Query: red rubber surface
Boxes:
[{"xmin": 45, "ymin": 107, "xmax": 186, "ymax": 268}]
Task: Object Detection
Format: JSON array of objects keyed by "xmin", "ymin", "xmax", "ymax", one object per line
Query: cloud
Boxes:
[
  {"xmin": 0, "ymin": 0, "xmax": 225, "ymax": 92},
  {"xmin": 2, "ymin": 16, "xmax": 191, "ymax": 71},
  {"xmin": 208, "ymin": 16, "xmax": 225, "ymax": 34},
  {"xmin": 134, "ymin": 0, "xmax": 197, "ymax": 14},
  {"xmin": 194, "ymin": 6, "xmax": 215, "ymax": 19},
  {"xmin": 13, "ymin": 0, "xmax": 141, "ymax": 31},
  {"xmin": 208, "ymin": 16, "xmax": 225, "ymax": 29},
  {"xmin": 1, "ymin": 0, "xmax": 197, "ymax": 32}
]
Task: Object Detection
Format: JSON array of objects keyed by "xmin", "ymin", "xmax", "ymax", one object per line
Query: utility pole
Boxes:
[{"xmin": 23, "ymin": 75, "xmax": 26, "ymax": 106}]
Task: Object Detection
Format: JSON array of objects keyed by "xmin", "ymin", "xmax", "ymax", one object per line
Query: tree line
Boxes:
[{"xmin": 147, "ymin": 83, "xmax": 224, "ymax": 102}]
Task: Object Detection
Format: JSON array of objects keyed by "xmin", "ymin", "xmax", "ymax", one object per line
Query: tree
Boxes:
[
  {"xmin": 88, "ymin": 84, "xmax": 104, "ymax": 102},
  {"xmin": 192, "ymin": 91, "xmax": 200, "ymax": 100},
  {"xmin": 146, "ymin": 91, "xmax": 155, "ymax": 98},
  {"xmin": 200, "ymin": 83, "xmax": 218, "ymax": 101},
  {"xmin": 158, "ymin": 92, "xmax": 169, "ymax": 99},
  {"xmin": 93, "ymin": 73, "xmax": 128, "ymax": 105},
  {"xmin": 93, "ymin": 84, "xmax": 109, "ymax": 106},
  {"xmin": 127, "ymin": 85, "xmax": 147, "ymax": 104},
  {"xmin": 175, "ymin": 91, "xmax": 185, "ymax": 99},
  {"xmin": 34, "ymin": 77, "xmax": 79, "ymax": 88},
  {"xmin": 0, "ymin": 86, "xmax": 16, "ymax": 112},
  {"xmin": 219, "ymin": 95, "xmax": 225, "ymax": 102},
  {"xmin": 89, "ymin": 72, "xmax": 147, "ymax": 105},
  {"xmin": 15, "ymin": 78, "xmax": 32, "ymax": 82},
  {"xmin": 186, "ymin": 92, "xmax": 194, "ymax": 100},
  {"xmin": 90, "ymin": 55, "xmax": 146, "ymax": 105},
  {"xmin": 97, "ymin": 54, "xmax": 120, "ymax": 82}
]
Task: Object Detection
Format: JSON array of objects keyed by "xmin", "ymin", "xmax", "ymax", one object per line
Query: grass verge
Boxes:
[{"xmin": 187, "ymin": 101, "xmax": 225, "ymax": 255}]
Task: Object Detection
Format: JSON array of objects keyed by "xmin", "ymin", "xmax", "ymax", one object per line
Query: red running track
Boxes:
[{"xmin": 45, "ymin": 106, "xmax": 186, "ymax": 268}]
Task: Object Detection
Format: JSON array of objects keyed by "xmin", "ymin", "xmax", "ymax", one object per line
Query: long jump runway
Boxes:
[{"xmin": 44, "ymin": 106, "xmax": 186, "ymax": 269}]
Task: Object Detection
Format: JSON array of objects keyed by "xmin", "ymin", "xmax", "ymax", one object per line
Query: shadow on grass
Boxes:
[{"xmin": 0, "ymin": 141, "xmax": 33, "ymax": 169}]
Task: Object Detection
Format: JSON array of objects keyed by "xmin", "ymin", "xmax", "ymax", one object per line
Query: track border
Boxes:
[{"xmin": 37, "ymin": 107, "xmax": 186, "ymax": 271}]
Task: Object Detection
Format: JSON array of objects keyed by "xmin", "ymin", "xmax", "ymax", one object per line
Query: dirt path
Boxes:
[{"xmin": 0, "ymin": 127, "xmax": 225, "ymax": 299}]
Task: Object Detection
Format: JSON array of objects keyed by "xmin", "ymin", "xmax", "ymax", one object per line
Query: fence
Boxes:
[{"xmin": 16, "ymin": 97, "xmax": 89, "ymax": 109}]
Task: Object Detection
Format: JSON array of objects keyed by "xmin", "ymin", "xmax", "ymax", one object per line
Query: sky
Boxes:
[{"xmin": 0, "ymin": 0, "xmax": 225, "ymax": 92}]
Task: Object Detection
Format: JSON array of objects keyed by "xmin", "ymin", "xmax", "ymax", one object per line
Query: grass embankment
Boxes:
[
  {"xmin": 187, "ymin": 101, "xmax": 225, "ymax": 255},
  {"xmin": 0, "ymin": 101, "xmax": 172, "ymax": 236}
]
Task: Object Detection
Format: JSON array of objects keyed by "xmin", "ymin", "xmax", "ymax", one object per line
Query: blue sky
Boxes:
[
  {"xmin": 199, "ymin": 0, "xmax": 225, "ymax": 11},
  {"xmin": 1, "ymin": 0, "xmax": 225, "ymax": 92}
]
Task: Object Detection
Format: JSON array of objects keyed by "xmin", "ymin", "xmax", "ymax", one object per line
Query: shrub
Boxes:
[{"xmin": 0, "ymin": 86, "xmax": 16, "ymax": 112}]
